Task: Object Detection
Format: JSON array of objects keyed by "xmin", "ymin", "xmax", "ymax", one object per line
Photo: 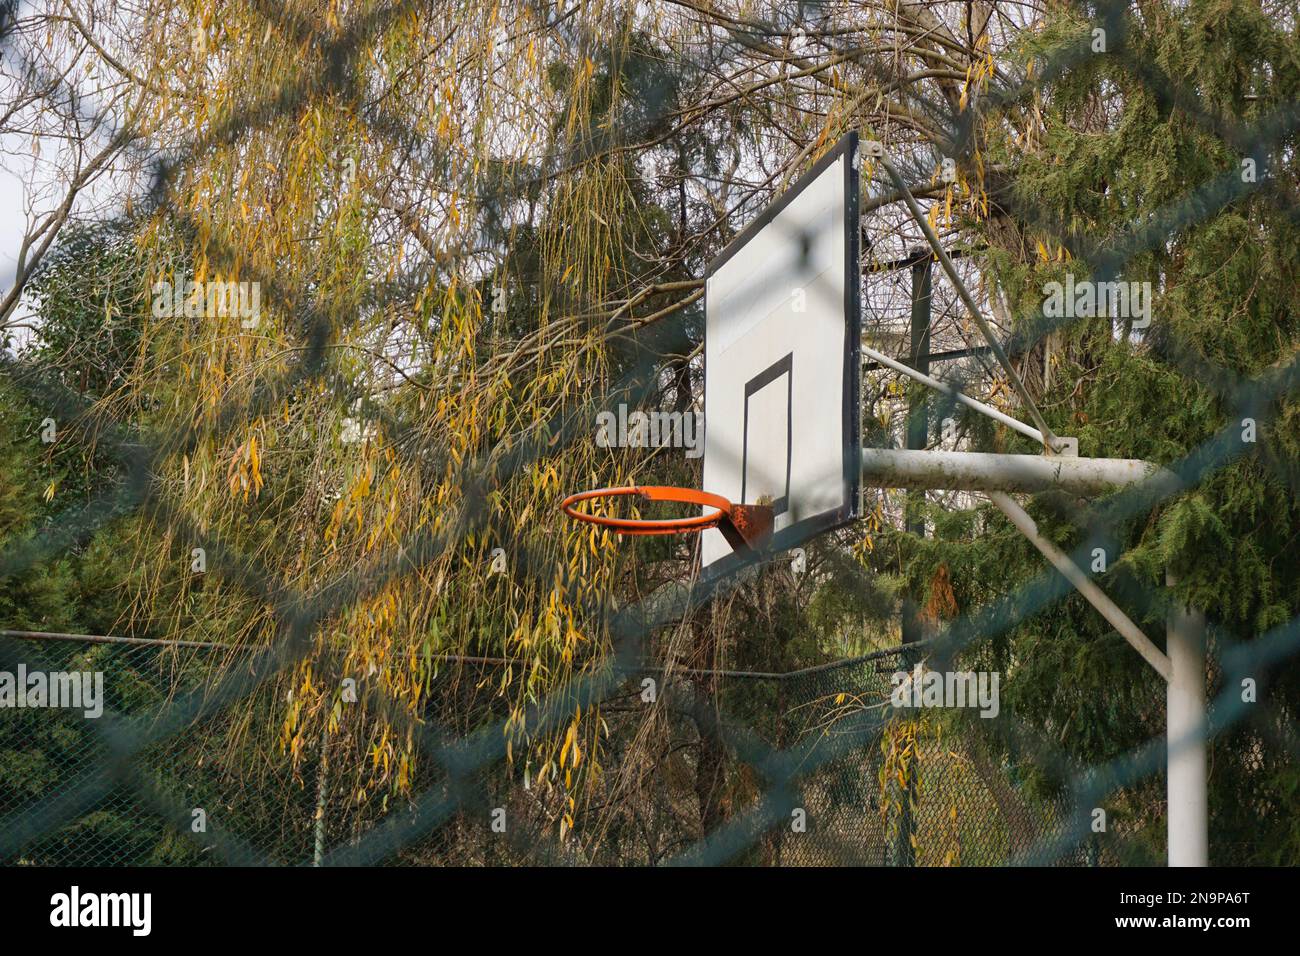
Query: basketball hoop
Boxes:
[
  {"xmin": 560, "ymin": 134, "xmax": 860, "ymax": 573},
  {"xmin": 560, "ymin": 486, "xmax": 773, "ymax": 554}
]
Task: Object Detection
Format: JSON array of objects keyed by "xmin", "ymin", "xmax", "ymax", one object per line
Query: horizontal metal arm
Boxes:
[{"xmin": 861, "ymin": 447, "xmax": 1179, "ymax": 496}]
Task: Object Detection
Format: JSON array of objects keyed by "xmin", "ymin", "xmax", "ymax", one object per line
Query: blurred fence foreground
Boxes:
[{"xmin": 1, "ymin": 631, "xmax": 1120, "ymax": 866}]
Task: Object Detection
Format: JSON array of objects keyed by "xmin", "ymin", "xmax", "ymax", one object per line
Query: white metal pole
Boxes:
[
  {"xmin": 861, "ymin": 343, "xmax": 1048, "ymax": 446},
  {"xmin": 1166, "ymin": 570, "xmax": 1208, "ymax": 867},
  {"xmin": 860, "ymin": 447, "xmax": 1179, "ymax": 497}
]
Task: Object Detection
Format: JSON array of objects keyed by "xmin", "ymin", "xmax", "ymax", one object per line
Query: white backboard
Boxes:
[{"xmin": 701, "ymin": 132, "xmax": 861, "ymax": 574}]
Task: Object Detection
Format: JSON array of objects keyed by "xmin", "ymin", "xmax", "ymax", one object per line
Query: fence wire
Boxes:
[
  {"xmin": 1, "ymin": 629, "xmax": 1280, "ymax": 865},
  {"xmin": 0, "ymin": 633, "xmax": 1083, "ymax": 865}
]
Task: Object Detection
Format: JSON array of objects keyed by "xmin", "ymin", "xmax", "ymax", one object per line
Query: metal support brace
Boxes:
[
  {"xmin": 989, "ymin": 491, "xmax": 1171, "ymax": 681},
  {"xmin": 874, "ymin": 150, "xmax": 1067, "ymax": 455},
  {"xmin": 863, "ymin": 343, "xmax": 1049, "ymax": 447},
  {"xmin": 859, "ymin": 447, "xmax": 1205, "ymax": 865}
]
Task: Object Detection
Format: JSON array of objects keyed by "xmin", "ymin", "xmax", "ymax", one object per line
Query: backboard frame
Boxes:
[{"xmin": 701, "ymin": 131, "xmax": 861, "ymax": 578}]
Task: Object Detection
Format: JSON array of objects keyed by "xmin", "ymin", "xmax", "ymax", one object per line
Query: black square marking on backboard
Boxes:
[{"xmin": 741, "ymin": 352, "xmax": 793, "ymax": 515}]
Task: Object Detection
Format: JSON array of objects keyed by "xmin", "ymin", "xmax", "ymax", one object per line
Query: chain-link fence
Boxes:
[{"xmin": 10, "ymin": 630, "xmax": 1254, "ymax": 866}]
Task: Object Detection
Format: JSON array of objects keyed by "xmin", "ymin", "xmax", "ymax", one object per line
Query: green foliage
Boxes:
[
  {"xmin": 908, "ymin": 0, "xmax": 1300, "ymax": 863},
  {"xmin": 23, "ymin": 219, "xmax": 162, "ymax": 398}
]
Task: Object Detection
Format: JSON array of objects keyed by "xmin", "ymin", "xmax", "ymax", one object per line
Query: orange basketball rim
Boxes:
[{"xmin": 559, "ymin": 485, "xmax": 774, "ymax": 554}]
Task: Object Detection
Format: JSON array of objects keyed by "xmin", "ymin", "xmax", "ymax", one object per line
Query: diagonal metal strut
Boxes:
[
  {"xmin": 989, "ymin": 491, "xmax": 1172, "ymax": 681},
  {"xmin": 876, "ymin": 153, "xmax": 1067, "ymax": 455}
]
